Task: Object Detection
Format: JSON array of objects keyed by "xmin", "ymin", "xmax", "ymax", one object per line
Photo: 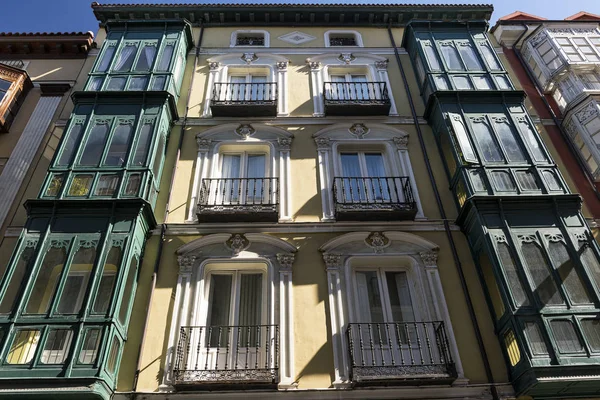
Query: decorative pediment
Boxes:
[
  {"xmin": 313, "ymin": 122, "xmax": 408, "ymax": 144},
  {"xmin": 195, "ymin": 123, "xmax": 293, "ymax": 148},
  {"xmin": 320, "ymin": 231, "xmax": 438, "ymax": 258}
]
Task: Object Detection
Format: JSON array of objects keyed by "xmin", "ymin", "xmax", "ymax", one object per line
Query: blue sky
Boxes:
[{"xmin": 1, "ymin": 0, "xmax": 598, "ymax": 34}]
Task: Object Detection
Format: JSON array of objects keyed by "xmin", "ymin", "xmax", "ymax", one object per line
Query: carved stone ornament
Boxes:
[
  {"xmin": 564, "ymin": 119, "xmax": 577, "ymax": 139},
  {"xmin": 307, "ymin": 60, "xmax": 321, "ymax": 70},
  {"xmin": 545, "ymin": 233, "xmax": 564, "ymax": 242},
  {"xmin": 349, "ymin": 123, "xmax": 369, "ymax": 139},
  {"xmin": 575, "ymin": 231, "xmax": 588, "ymax": 243},
  {"xmin": 226, "ymin": 234, "xmax": 250, "ymax": 255},
  {"xmin": 235, "ymin": 124, "xmax": 256, "ymax": 139},
  {"xmin": 196, "ymin": 137, "xmax": 212, "ymax": 152},
  {"xmin": 419, "ymin": 251, "xmax": 438, "ymax": 267},
  {"xmin": 375, "ymin": 60, "xmax": 389, "ymax": 70},
  {"xmin": 79, "ymin": 239, "xmax": 99, "ymax": 248},
  {"xmin": 277, "ymin": 253, "xmax": 295, "ymax": 270},
  {"xmin": 276, "ymin": 61, "xmax": 289, "ymax": 71},
  {"xmin": 393, "ymin": 136, "xmax": 409, "ymax": 148},
  {"xmin": 365, "ymin": 232, "xmax": 390, "ymax": 254},
  {"xmin": 315, "ymin": 137, "xmax": 331, "ymax": 150},
  {"xmin": 494, "ymin": 234, "xmax": 507, "ymax": 243},
  {"xmin": 323, "ymin": 253, "xmax": 342, "ymax": 270},
  {"xmin": 209, "ymin": 61, "xmax": 220, "ymax": 71},
  {"xmin": 277, "ymin": 137, "xmax": 293, "ymax": 151},
  {"xmin": 576, "ymin": 101, "xmax": 599, "ymax": 123},
  {"xmin": 278, "ymin": 31, "xmax": 316, "ymax": 45},
  {"xmin": 241, "ymin": 52, "xmax": 258, "ymax": 64},
  {"xmin": 178, "ymin": 255, "xmax": 196, "ymax": 274},
  {"xmin": 518, "ymin": 234, "xmax": 538, "ymax": 244},
  {"xmin": 338, "ymin": 53, "xmax": 356, "ymax": 64}
]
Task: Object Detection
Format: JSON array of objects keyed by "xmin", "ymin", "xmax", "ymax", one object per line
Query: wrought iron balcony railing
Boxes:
[
  {"xmin": 197, "ymin": 177, "xmax": 279, "ymax": 222},
  {"xmin": 211, "ymin": 82, "xmax": 278, "ymax": 116},
  {"xmin": 329, "ymin": 37, "xmax": 357, "ymax": 46},
  {"xmin": 347, "ymin": 321, "xmax": 456, "ymax": 384},
  {"xmin": 236, "ymin": 36, "xmax": 265, "ymax": 46},
  {"xmin": 323, "ymin": 82, "xmax": 391, "ymax": 115},
  {"xmin": 174, "ymin": 325, "xmax": 279, "ymax": 386},
  {"xmin": 332, "ymin": 176, "xmax": 417, "ymax": 221}
]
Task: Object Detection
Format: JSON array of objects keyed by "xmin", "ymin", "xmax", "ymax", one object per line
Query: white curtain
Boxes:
[
  {"xmin": 114, "ymin": 44, "xmax": 137, "ymax": 72},
  {"xmin": 340, "ymin": 153, "xmax": 363, "ymax": 202},
  {"xmin": 135, "ymin": 44, "xmax": 156, "ymax": 71},
  {"xmin": 246, "ymin": 154, "xmax": 266, "ymax": 203},
  {"xmin": 238, "ymin": 274, "xmax": 263, "ymax": 346},
  {"xmin": 329, "ymin": 75, "xmax": 346, "ymax": 100},
  {"xmin": 207, "ymin": 274, "xmax": 233, "ymax": 347},
  {"xmin": 228, "ymin": 76, "xmax": 246, "ymax": 101},
  {"xmin": 351, "ymin": 75, "xmax": 368, "ymax": 100},
  {"xmin": 250, "ymin": 75, "xmax": 267, "ymax": 101},
  {"xmin": 364, "ymin": 153, "xmax": 390, "ymax": 201},
  {"xmin": 220, "ymin": 154, "xmax": 241, "ymax": 203}
]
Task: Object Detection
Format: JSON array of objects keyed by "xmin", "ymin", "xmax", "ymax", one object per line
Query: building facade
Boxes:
[{"xmin": 0, "ymin": 2, "xmax": 600, "ymax": 400}]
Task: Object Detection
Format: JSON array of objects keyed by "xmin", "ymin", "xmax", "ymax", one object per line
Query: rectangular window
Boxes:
[
  {"xmin": 114, "ymin": 43, "xmax": 139, "ymax": 72},
  {"xmin": 157, "ymin": 43, "xmax": 174, "ymax": 71},
  {"xmin": 45, "ymin": 174, "xmax": 64, "ymax": 197},
  {"xmin": 79, "ymin": 121, "xmax": 111, "ymax": 166},
  {"xmin": 0, "ymin": 241, "xmax": 37, "ymax": 314},
  {"xmin": 104, "ymin": 122, "xmax": 133, "ymax": 166},
  {"xmin": 0, "ymin": 78, "xmax": 11, "ymax": 103},
  {"xmin": 133, "ymin": 43, "xmax": 157, "ymax": 71},
  {"xmin": 520, "ymin": 240, "xmax": 564, "ymax": 306},
  {"xmin": 79, "ymin": 328, "xmax": 102, "ymax": 364},
  {"xmin": 68, "ymin": 174, "xmax": 94, "ymax": 197},
  {"xmin": 94, "ymin": 175, "xmax": 119, "ymax": 197},
  {"xmin": 96, "ymin": 43, "xmax": 116, "ymax": 72},
  {"xmin": 92, "ymin": 242, "xmax": 123, "ymax": 314},
  {"xmin": 6, "ymin": 329, "xmax": 40, "ymax": 364},
  {"xmin": 524, "ymin": 321, "xmax": 548, "ymax": 356},
  {"xmin": 25, "ymin": 244, "xmax": 69, "ymax": 314},
  {"xmin": 582, "ymin": 319, "xmax": 600, "ymax": 352},
  {"xmin": 551, "ymin": 320, "xmax": 583, "ymax": 353},
  {"xmin": 118, "ymin": 257, "xmax": 138, "ymax": 325},
  {"xmin": 470, "ymin": 118, "xmax": 504, "ymax": 162},
  {"xmin": 41, "ymin": 329, "xmax": 73, "ymax": 364},
  {"xmin": 106, "ymin": 336, "xmax": 120, "ymax": 374},
  {"xmin": 329, "ymin": 33, "xmax": 357, "ymax": 47},
  {"xmin": 236, "ymin": 33, "xmax": 265, "ymax": 46},
  {"xmin": 57, "ymin": 123, "xmax": 84, "ymax": 166}
]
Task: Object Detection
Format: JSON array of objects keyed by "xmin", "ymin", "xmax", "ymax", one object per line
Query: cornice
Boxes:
[{"xmin": 0, "ymin": 32, "xmax": 94, "ymax": 59}]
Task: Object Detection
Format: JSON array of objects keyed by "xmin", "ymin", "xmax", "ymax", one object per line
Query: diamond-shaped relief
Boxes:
[{"xmin": 278, "ymin": 31, "xmax": 316, "ymax": 45}]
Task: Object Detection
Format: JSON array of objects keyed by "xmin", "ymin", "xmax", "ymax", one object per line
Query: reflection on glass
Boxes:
[
  {"xmin": 80, "ymin": 122, "xmax": 110, "ymax": 166},
  {"xmin": 94, "ymin": 175, "xmax": 119, "ymax": 196},
  {"xmin": 25, "ymin": 245, "xmax": 69, "ymax": 314},
  {"xmin": 68, "ymin": 174, "xmax": 94, "ymax": 197},
  {"xmin": 6, "ymin": 330, "xmax": 40, "ymax": 364},
  {"xmin": 0, "ymin": 244, "xmax": 36, "ymax": 314},
  {"xmin": 58, "ymin": 124, "xmax": 84, "ymax": 166},
  {"xmin": 104, "ymin": 123, "xmax": 133, "ymax": 166},
  {"xmin": 45, "ymin": 174, "xmax": 64, "ymax": 197},
  {"xmin": 40, "ymin": 329, "xmax": 73, "ymax": 364},
  {"xmin": 79, "ymin": 328, "xmax": 101, "ymax": 364}
]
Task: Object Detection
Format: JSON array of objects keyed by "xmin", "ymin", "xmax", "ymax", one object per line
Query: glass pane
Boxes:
[
  {"xmin": 551, "ymin": 320, "xmax": 583, "ymax": 353},
  {"xmin": 479, "ymin": 252, "xmax": 505, "ymax": 319},
  {"xmin": 580, "ymin": 245, "xmax": 600, "ymax": 293},
  {"xmin": 246, "ymin": 154, "xmax": 266, "ymax": 203},
  {"xmin": 114, "ymin": 44, "xmax": 138, "ymax": 72},
  {"xmin": 56, "ymin": 242, "xmax": 97, "ymax": 314},
  {"xmin": 151, "ymin": 76, "xmax": 166, "ymax": 90},
  {"xmin": 495, "ymin": 75, "xmax": 512, "ymax": 90},
  {"xmin": 79, "ymin": 328, "xmax": 101, "ymax": 364},
  {"xmin": 41, "ymin": 329, "xmax": 73, "ymax": 364},
  {"xmin": 473, "ymin": 76, "xmax": 492, "ymax": 89},
  {"xmin": 356, "ymin": 271, "xmax": 384, "ymax": 323},
  {"xmin": 457, "ymin": 42, "xmax": 483, "ymax": 70},
  {"xmin": 582, "ymin": 319, "xmax": 600, "ymax": 352},
  {"xmin": 208, "ymin": 274, "xmax": 232, "ymax": 347},
  {"xmin": 498, "ymin": 242, "xmax": 529, "ymax": 307},
  {"xmin": 433, "ymin": 75, "xmax": 449, "ymax": 90},
  {"xmin": 134, "ymin": 44, "xmax": 156, "ymax": 71},
  {"xmin": 6, "ymin": 329, "xmax": 40, "ymax": 364},
  {"xmin": 132, "ymin": 123, "xmax": 154, "ymax": 166},
  {"xmin": 543, "ymin": 170, "xmax": 562, "ymax": 191},
  {"xmin": 80, "ymin": 122, "xmax": 110, "ymax": 166},
  {"xmin": 439, "ymin": 42, "xmax": 463, "ymax": 70},
  {"xmin": 239, "ymin": 273, "xmax": 263, "ymax": 346},
  {"xmin": 25, "ymin": 244, "xmax": 69, "ymax": 314},
  {"xmin": 45, "ymin": 174, "xmax": 64, "ymax": 197},
  {"xmin": 423, "ymin": 41, "xmax": 441, "ymax": 70},
  {"xmin": 104, "ymin": 123, "xmax": 133, "ymax": 166},
  {"xmin": 88, "ymin": 77, "xmax": 103, "ymax": 91},
  {"xmin": 152, "ymin": 134, "xmax": 165, "ymax": 178},
  {"xmin": 386, "ymin": 271, "xmax": 414, "ymax": 322},
  {"xmin": 68, "ymin": 174, "xmax": 94, "ymax": 197},
  {"xmin": 518, "ymin": 121, "xmax": 547, "ymax": 162},
  {"xmin": 516, "ymin": 171, "xmax": 539, "ymax": 190},
  {"xmin": 479, "ymin": 41, "xmax": 502, "ymax": 70},
  {"xmin": 453, "ymin": 76, "xmax": 473, "ymax": 90},
  {"xmin": 93, "ymin": 244, "xmax": 122, "ymax": 314},
  {"xmin": 0, "ymin": 244, "xmax": 36, "ymax": 314},
  {"xmin": 94, "ymin": 175, "xmax": 119, "ymax": 196},
  {"xmin": 340, "ymin": 153, "xmax": 365, "ymax": 203},
  {"xmin": 524, "ymin": 321, "xmax": 548, "ymax": 355},
  {"xmin": 124, "ymin": 173, "xmax": 141, "ymax": 196},
  {"xmin": 503, "ymin": 329, "xmax": 521, "ymax": 366},
  {"xmin": 494, "ymin": 119, "xmax": 526, "ymax": 162},
  {"xmin": 471, "ymin": 119, "xmax": 504, "ymax": 162},
  {"xmin": 521, "ymin": 241, "xmax": 564, "ymax": 306},
  {"xmin": 129, "ymin": 77, "xmax": 147, "ymax": 91},
  {"xmin": 58, "ymin": 124, "xmax": 84, "ymax": 166},
  {"xmin": 157, "ymin": 44, "xmax": 174, "ymax": 71},
  {"xmin": 106, "ymin": 336, "xmax": 120, "ymax": 374},
  {"xmin": 449, "ymin": 113, "xmax": 478, "ymax": 162},
  {"xmin": 0, "ymin": 78, "xmax": 12, "ymax": 92},
  {"xmin": 106, "ymin": 77, "xmax": 127, "ymax": 91},
  {"xmin": 492, "ymin": 171, "xmax": 515, "ymax": 191},
  {"xmin": 118, "ymin": 257, "xmax": 138, "ymax": 325},
  {"xmin": 96, "ymin": 45, "xmax": 115, "ymax": 72},
  {"xmin": 548, "ymin": 241, "xmax": 592, "ymax": 304}
]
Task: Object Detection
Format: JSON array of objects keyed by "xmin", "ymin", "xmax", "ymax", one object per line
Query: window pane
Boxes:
[
  {"xmin": 94, "ymin": 175, "xmax": 119, "ymax": 196},
  {"xmin": 548, "ymin": 241, "xmax": 592, "ymax": 304},
  {"xmin": 157, "ymin": 44, "xmax": 174, "ymax": 71},
  {"xmin": 106, "ymin": 336, "xmax": 120, "ymax": 374},
  {"xmin": 79, "ymin": 328, "xmax": 101, "ymax": 364},
  {"xmin": 386, "ymin": 271, "xmax": 415, "ymax": 322},
  {"xmin": 356, "ymin": 271, "xmax": 384, "ymax": 323},
  {"xmin": 41, "ymin": 329, "xmax": 73, "ymax": 364},
  {"xmin": 439, "ymin": 132, "xmax": 457, "ymax": 176},
  {"xmin": 551, "ymin": 320, "xmax": 583, "ymax": 353},
  {"xmin": 25, "ymin": 244, "xmax": 69, "ymax": 314},
  {"xmin": 88, "ymin": 77, "xmax": 103, "ymax": 91},
  {"xmin": 104, "ymin": 123, "xmax": 133, "ymax": 166},
  {"xmin": 6, "ymin": 329, "xmax": 40, "ymax": 364},
  {"xmin": 516, "ymin": 171, "xmax": 539, "ymax": 190},
  {"xmin": 521, "ymin": 241, "xmax": 564, "ymax": 306},
  {"xmin": 114, "ymin": 44, "xmax": 138, "ymax": 72},
  {"xmin": 471, "ymin": 119, "xmax": 504, "ymax": 162},
  {"xmin": 495, "ymin": 75, "xmax": 512, "ymax": 90},
  {"xmin": 118, "ymin": 257, "xmax": 138, "ymax": 326},
  {"xmin": 45, "ymin": 174, "xmax": 64, "ymax": 197},
  {"xmin": 473, "ymin": 76, "xmax": 492, "ymax": 89},
  {"xmin": 518, "ymin": 120, "xmax": 547, "ymax": 162},
  {"xmin": 449, "ymin": 113, "xmax": 478, "ymax": 162},
  {"xmin": 580, "ymin": 245, "xmax": 600, "ymax": 292},
  {"xmin": 453, "ymin": 76, "xmax": 473, "ymax": 90},
  {"xmin": 543, "ymin": 170, "xmax": 562, "ymax": 191},
  {"xmin": 207, "ymin": 274, "xmax": 232, "ymax": 347},
  {"xmin": 479, "ymin": 41, "xmax": 502, "ymax": 70},
  {"xmin": 132, "ymin": 123, "xmax": 154, "ymax": 166},
  {"xmin": 582, "ymin": 319, "xmax": 600, "ymax": 352},
  {"xmin": 134, "ymin": 44, "xmax": 156, "ymax": 71},
  {"xmin": 492, "ymin": 171, "xmax": 515, "ymax": 191},
  {"xmin": 93, "ymin": 244, "xmax": 123, "ymax": 314},
  {"xmin": 151, "ymin": 76, "xmax": 166, "ymax": 90},
  {"xmin": 124, "ymin": 173, "xmax": 141, "ymax": 196},
  {"xmin": 152, "ymin": 134, "xmax": 165, "ymax": 178},
  {"xmin": 68, "ymin": 174, "xmax": 94, "ymax": 197},
  {"xmin": 106, "ymin": 77, "xmax": 127, "ymax": 91},
  {"xmin": 504, "ymin": 329, "xmax": 521, "ymax": 366},
  {"xmin": 498, "ymin": 242, "xmax": 529, "ymax": 307},
  {"xmin": 239, "ymin": 273, "xmax": 263, "ymax": 345},
  {"xmin": 0, "ymin": 78, "xmax": 12, "ymax": 92},
  {"xmin": 524, "ymin": 321, "xmax": 548, "ymax": 355},
  {"xmin": 439, "ymin": 42, "xmax": 463, "ymax": 70},
  {"xmin": 457, "ymin": 42, "xmax": 483, "ymax": 70},
  {"xmin": 129, "ymin": 76, "xmax": 147, "ymax": 91},
  {"xmin": 96, "ymin": 45, "xmax": 115, "ymax": 72},
  {"xmin": 494, "ymin": 119, "xmax": 526, "ymax": 162},
  {"xmin": 56, "ymin": 242, "xmax": 97, "ymax": 314},
  {"xmin": 422, "ymin": 41, "xmax": 441, "ymax": 70},
  {"xmin": 80, "ymin": 122, "xmax": 110, "ymax": 166},
  {"xmin": 0, "ymin": 243, "xmax": 37, "ymax": 314},
  {"xmin": 58, "ymin": 124, "xmax": 84, "ymax": 166}
]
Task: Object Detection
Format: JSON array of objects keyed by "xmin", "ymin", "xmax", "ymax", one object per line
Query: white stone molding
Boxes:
[
  {"xmin": 162, "ymin": 233, "xmax": 297, "ymax": 390},
  {"xmin": 324, "ymin": 30, "xmax": 364, "ymax": 48},
  {"xmin": 203, "ymin": 53, "xmax": 290, "ymax": 118},
  {"xmin": 188, "ymin": 123, "xmax": 294, "ymax": 222},
  {"xmin": 278, "ymin": 31, "xmax": 316, "ymax": 45},
  {"xmin": 0, "ymin": 95, "xmax": 61, "ymax": 230},
  {"xmin": 312, "ymin": 123, "xmax": 423, "ymax": 221},
  {"xmin": 230, "ymin": 30, "xmax": 270, "ymax": 48},
  {"xmin": 305, "ymin": 53, "xmax": 397, "ymax": 117},
  {"xmin": 319, "ymin": 231, "xmax": 466, "ymax": 386}
]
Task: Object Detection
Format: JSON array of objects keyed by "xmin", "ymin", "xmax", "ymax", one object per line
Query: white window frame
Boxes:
[
  {"xmin": 161, "ymin": 233, "xmax": 297, "ymax": 391},
  {"xmin": 314, "ymin": 123, "xmax": 424, "ymax": 221},
  {"xmin": 230, "ymin": 30, "xmax": 270, "ymax": 48},
  {"xmin": 320, "ymin": 231, "xmax": 465, "ymax": 387},
  {"xmin": 214, "ymin": 148, "xmax": 271, "ymax": 205},
  {"xmin": 325, "ymin": 30, "xmax": 364, "ymax": 48}
]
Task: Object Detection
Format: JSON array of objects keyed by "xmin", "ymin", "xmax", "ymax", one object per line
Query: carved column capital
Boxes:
[
  {"xmin": 178, "ymin": 255, "xmax": 196, "ymax": 274},
  {"xmin": 278, "ymin": 137, "xmax": 293, "ymax": 151},
  {"xmin": 393, "ymin": 136, "xmax": 409, "ymax": 148},
  {"xmin": 419, "ymin": 251, "xmax": 438, "ymax": 267},
  {"xmin": 277, "ymin": 253, "xmax": 295, "ymax": 271},
  {"xmin": 307, "ymin": 60, "xmax": 321, "ymax": 70},
  {"xmin": 323, "ymin": 253, "xmax": 343, "ymax": 270},
  {"xmin": 375, "ymin": 60, "xmax": 389, "ymax": 70},
  {"xmin": 276, "ymin": 61, "xmax": 289, "ymax": 71},
  {"xmin": 208, "ymin": 61, "xmax": 220, "ymax": 71},
  {"xmin": 196, "ymin": 136, "xmax": 212, "ymax": 152},
  {"xmin": 314, "ymin": 137, "xmax": 331, "ymax": 150}
]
